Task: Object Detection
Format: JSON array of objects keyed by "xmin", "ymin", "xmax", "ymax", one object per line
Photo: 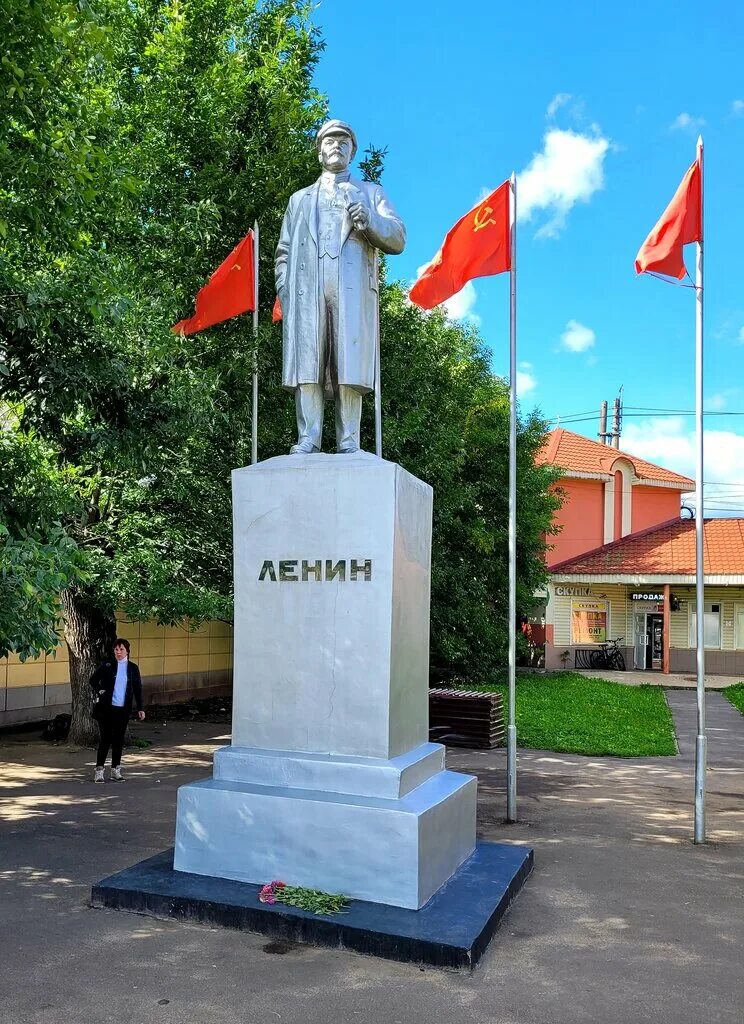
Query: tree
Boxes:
[
  {"xmin": 358, "ymin": 146, "xmax": 560, "ymax": 679},
  {"xmin": 1, "ymin": 0, "xmax": 326, "ymax": 742},
  {"xmin": 374, "ymin": 284, "xmax": 560, "ymax": 680},
  {"xmin": 0, "ymin": 0, "xmax": 116, "ymax": 661},
  {"xmin": 0, "ymin": 412, "xmax": 83, "ymax": 659},
  {"xmin": 2, "ymin": 0, "xmax": 558, "ymax": 744}
]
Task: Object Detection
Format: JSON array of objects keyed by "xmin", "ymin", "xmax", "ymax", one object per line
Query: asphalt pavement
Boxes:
[{"xmin": 0, "ymin": 692, "xmax": 742, "ymax": 1024}]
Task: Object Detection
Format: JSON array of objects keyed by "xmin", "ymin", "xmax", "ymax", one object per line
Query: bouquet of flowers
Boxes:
[{"xmin": 258, "ymin": 880, "xmax": 348, "ymax": 915}]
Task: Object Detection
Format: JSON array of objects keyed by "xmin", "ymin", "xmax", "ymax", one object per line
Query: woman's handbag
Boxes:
[{"xmin": 91, "ymin": 692, "xmax": 106, "ymax": 722}]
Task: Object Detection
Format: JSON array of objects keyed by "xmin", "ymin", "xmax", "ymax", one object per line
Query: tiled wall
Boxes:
[
  {"xmin": 0, "ymin": 617, "xmax": 234, "ymax": 726},
  {"xmin": 0, "ymin": 643, "xmax": 72, "ymax": 725},
  {"xmin": 114, "ymin": 615, "xmax": 234, "ymax": 705}
]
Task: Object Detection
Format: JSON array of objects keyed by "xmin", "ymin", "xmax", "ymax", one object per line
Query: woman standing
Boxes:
[{"xmin": 89, "ymin": 638, "xmax": 145, "ymax": 783}]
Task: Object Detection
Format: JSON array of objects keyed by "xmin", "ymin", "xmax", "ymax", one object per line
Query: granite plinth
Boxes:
[{"xmin": 92, "ymin": 841, "xmax": 534, "ymax": 970}]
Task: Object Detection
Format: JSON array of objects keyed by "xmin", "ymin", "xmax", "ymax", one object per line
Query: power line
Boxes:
[
  {"xmin": 692, "ymin": 500, "xmax": 744, "ymax": 507},
  {"xmin": 623, "ymin": 410, "xmax": 744, "ymax": 417},
  {"xmin": 626, "ymin": 405, "xmax": 744, "ymax": 413},
  {"xmin": 551, "ymin": 408, "xmax": 599, "ymax": 421},
  {"xmin": 550, "ymin": 411, "xmax": 744, "ymax": 425},
  {"xmin": 704, "ymin": 481, "xmax": 744, "ymax": 487}
]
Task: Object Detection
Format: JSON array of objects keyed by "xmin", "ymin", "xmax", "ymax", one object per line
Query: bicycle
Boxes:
[{"xmin": 589, "ymin": 637, "xmax": 626, "ymax": 671}]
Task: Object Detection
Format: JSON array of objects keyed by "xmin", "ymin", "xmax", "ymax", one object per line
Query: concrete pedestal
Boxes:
[{"xmin": 174, "ymin": 453, "xmax": 476, "ymax": 909}]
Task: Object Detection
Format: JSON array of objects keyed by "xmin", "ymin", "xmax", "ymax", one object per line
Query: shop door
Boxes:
[
  {"xmin": 647, "ymin": 614, "xmax": 663, "ymax": 670},
  {"xmin": 633, "ymin": 613, "xmax": 647, "ymax": 670}
]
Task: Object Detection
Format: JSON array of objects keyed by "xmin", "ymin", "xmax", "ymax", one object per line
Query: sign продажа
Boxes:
[{"xmin": 571, "ymin": 600, "xmax": 608, "ymax": 644}]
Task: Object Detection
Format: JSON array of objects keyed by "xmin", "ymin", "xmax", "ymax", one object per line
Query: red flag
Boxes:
[
  {"xmin": 635, "ymin": 161, "xmax": 701, "ymax": 280},
  {"xmin": 409, "ymin": 181, "xmax": 511, "ymax": 309},
  {"xmin": 272, "ymin": 295, "xmax": 282, "ymax": 322},
  {"xmin": 172, "ymin": 231, "xmax": 255, "ymax": 335}
]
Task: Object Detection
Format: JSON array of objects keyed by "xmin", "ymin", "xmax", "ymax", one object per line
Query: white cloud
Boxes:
[
  {"xmin": 706, "ymin": 393, "xmax": 727, "ymax": 412},
  {"xmin": 738, "ymin": 326, "xmax": 744, "ymax": 343},
  {"xmin": 732, "ymin": 100, "xmax": 744, "ymax": 115},
  {"xmin": 517, "ymin": 129, "xmax": 610, "ymax": 238},
  {"xmin": 415, "ymin": 262, "xmax": 481, "ymax": 325},
  {"xmin": 622, "ymin": 417, "xmax": 744, "ymax": 516},
  {"xmin": 442, "ymin": 281, "xmax": 480, "ymax": 325},
  {"xmin": 560, "ymin": 319, "xmax": 595, "ymax": 353},
  {"xmin": 546, "ymin": 93, "xmax": 588, "ymax": 125},
  {"xmin": 517, "ymin": 361, "xmax": 537, "ymax": 395},
  {"xmin": 669, "ymin": 112, "xmax": 705, "ymax": 133},
  {"xmin": 547, "ymin": 93, "xmax": 572, "ymax": 119},
  {"xmin": 622, "ymin": 417, "xmax": 692, "ymax": 471}
]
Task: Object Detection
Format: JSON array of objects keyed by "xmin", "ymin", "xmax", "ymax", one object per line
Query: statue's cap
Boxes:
[{"xmin": 316, "ymin": 119, "xmax": 357, "ymax": 158}]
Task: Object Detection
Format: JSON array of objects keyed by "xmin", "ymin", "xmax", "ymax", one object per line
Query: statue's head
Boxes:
[{"xmin": 317, "ymin": 120, "xmax": 357, "ymax": 173}]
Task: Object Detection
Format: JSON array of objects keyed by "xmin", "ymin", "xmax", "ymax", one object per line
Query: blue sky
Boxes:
[{"xmin": 312, "ymin": 0, "xmax": 744, "ymax": 512}]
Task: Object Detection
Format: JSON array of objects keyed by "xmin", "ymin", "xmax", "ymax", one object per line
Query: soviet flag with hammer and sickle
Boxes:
[{"xmin": 409, "ymin": 180, "xmax": 511, "ymax": 310}]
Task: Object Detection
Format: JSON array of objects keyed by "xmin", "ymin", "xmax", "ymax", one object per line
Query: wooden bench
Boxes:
[{"xmin": 428, "ymin": 688, "xmax": 505, "ymax": 749}]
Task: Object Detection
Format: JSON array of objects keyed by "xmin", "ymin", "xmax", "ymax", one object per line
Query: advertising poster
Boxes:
[{"xmin": 571, "ymin": 600, "xmax": 608, "ymax": 644}]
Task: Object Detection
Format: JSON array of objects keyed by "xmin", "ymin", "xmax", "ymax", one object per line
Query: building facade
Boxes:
[
  {"xmin": 545, "ymin": 518, "xmax": 744, "ymax": 675},
  {"xmin": 537, "ymin": 428, "xmax": 744, "ymax": 675},
  {"xmin": 537, "ymin": 428, "xmax": 694, "ymax": 567}
]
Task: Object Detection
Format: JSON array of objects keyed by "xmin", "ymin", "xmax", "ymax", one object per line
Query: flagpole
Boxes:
[
  {"xmin": 251, "ymin": 221, "xmax": 259, "ymax": 466},
  {"xmin": 506, "ymin": 171, "xmax": 518, "ymax": 823},
  {"xmin": 694, "ymin": 137, "xmax": 706, "ymax": 843},
  {"xmin": 374, "ymin": 255, "xmax": 382, "ymax": 458}
]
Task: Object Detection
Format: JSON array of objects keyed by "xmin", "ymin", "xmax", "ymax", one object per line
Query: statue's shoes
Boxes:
[
  {"xmin": 289, "ymin": 441, "xmax": 319, "ymax": 454},
  {"xmin": 337, "ymin": 444, "xmax": 360, "ymax": 454}
]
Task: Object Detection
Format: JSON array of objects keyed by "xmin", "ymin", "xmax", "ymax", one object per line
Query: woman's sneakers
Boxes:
[{"xmin": 93, "ymin": 765, "xmax": 124, "ymax": 782}]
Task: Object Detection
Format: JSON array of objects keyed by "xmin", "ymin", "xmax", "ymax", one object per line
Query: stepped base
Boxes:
[
  {"xmin": 174, "ymin": 765, "xmax": 477, "ymax": 910},
  {"xmin": 213, "ymin": 742, "xmax": 446, "ymax": 799}
]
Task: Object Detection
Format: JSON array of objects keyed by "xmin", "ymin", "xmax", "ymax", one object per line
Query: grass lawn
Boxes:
[
  {"xmin": 723, "ymin": 683, "xmax": 744, "ymax": 715},
  {"xmin": 462, "ymin": 671, "xmax": 677, "ymax": 757}
]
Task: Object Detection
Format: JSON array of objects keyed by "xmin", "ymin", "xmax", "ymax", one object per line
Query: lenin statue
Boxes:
[{"xmin": 275, "ymin": 120, "xmax": 406, "ymax": 454}]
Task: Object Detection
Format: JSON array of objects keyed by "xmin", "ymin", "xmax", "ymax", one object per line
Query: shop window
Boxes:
[
  {"xmin": 689, "ymin": 603, "xmax": 721, "ymax": 649},
  {"xmin": 570, "ymin": 600, "xmax": 609, "ymax": 645}
]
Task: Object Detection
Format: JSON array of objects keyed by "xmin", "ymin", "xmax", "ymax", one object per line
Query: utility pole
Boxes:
[
  {"xmin": 610, "ymin": 386, "xmax": 624, "ymax": 449},
  {"xmin": 598, "ymin": 401, "xmax": 608, "ymax": 444}
]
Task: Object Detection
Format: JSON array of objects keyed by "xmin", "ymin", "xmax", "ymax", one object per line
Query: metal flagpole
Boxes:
[
  {"xmin": 506, "ymin": 171, "xmax": 518, "ymax": 823},
  {"xmin": 694, "ymin": 137, "xmax": 706, "ymax": 843},
  {"xmin": 374, "ymin": 255, "xmax": 382, "ymax": 458},
  {"xmin": 251, "ymin": 221, "xmax": 259, "ymax": 466}
]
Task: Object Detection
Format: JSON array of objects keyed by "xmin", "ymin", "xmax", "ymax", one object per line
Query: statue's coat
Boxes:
[{"xmin": 275, "ymin": 177, "xmax": 405, "ymax": 395}]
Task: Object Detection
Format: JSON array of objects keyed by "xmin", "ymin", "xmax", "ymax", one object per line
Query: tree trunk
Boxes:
[{"xmin": 62, "ymin": 588, "xmax": 117, "ymax": 746}]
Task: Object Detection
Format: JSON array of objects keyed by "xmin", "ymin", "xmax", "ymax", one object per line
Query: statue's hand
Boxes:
[{"xmin": 348, "ymin": 201, "xmax": 370, "ymax": 231}]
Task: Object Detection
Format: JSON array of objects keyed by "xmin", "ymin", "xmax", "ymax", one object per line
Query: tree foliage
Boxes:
[
  {"xmin": 1, "ymin": 0, "xmax": 324, "ymax": 619},
  {"xmin": 376, "ymin": 285, "xmax": 560, "ymax": 679},
  {"xmin": 1, "ymin": 0, "xmax": 327, "ymax": 739},
  {"xmin": 1, "ymin": 0, "xmax": 559, "ymax": 729}
]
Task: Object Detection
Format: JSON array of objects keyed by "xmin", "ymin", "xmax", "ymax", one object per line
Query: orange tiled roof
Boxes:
[
  {"xmin": 537, "ymin": 428, "xmax": 694, "ymax": 487},
  {"xmin": 550, "ymin": 518, "xmax": 744, "ymax": 575}
]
